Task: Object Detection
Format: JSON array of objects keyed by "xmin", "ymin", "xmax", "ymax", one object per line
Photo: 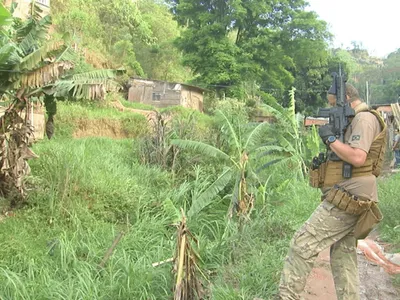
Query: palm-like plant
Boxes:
[
  {"xmin": 257, "ymin": 87, "xmax": 308, "ymax": 179},
  {"xmin": 171, "ymin": 110, "xmax": 286, "ymax": 220},
  {"xmin": 0, "ymin": 3, "xmax": 120, "ymax": 202},
  {"xmin": 0, "ymin": 3, "xmax": 121, "ymax": 116}
]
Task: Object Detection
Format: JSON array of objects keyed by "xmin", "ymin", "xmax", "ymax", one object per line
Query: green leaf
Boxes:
[
  {"xmin": 170, "ymin": 139, "xmax": 230, "ymax": 161},
  {"xmin": 188, "ymin": 168, "xmax": 232, "ymax": 217},
  {"xmin": 43, "ymin": 69, "xmax": 121, "ymax": 100},
  {"xmin": 244, "ymin": 121, "xmax": 270, "ymax": 149},
  {"xmin": 254, "ymin": 145, "xmax": 287, "ymax": 156},
  {"xmin": 18, "ymin": 15, "xmax": 52, "ymax": 55},
  {"xmin": 163, "ymin": 199, "xmax": 181, "ymax": 223},
  {"xmin": 0, "ymin": 43, "xmax": 21, "ymax": 69},
  {"xmin": 69, "ymin": 69, "xmax": 118, "ymax": 81},
  {"xmin": 16, "ymin": 40, "xmax": 65, "ymax": 71},
  {"xmin": 0, "ymin": 3, "xmax": 12, "ymax": 27},
  {"xmin": 217, "ymin": 109, "xmax": 242, "ymax": 154}
]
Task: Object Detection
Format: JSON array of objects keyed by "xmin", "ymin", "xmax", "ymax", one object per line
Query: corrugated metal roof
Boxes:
[{"xmin": 130, "ymin": 77, "xmax": 207, "ymax": 92}]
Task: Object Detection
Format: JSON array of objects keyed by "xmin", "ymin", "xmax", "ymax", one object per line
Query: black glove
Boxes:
[{"xmin": 318, "ymin": 124, "xmax": 335, "ymax": 144}]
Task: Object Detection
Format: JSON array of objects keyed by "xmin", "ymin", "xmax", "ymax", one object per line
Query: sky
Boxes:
[{"xmin": 306, "ymin": 0, "xmax": 399, "ymax": 58}]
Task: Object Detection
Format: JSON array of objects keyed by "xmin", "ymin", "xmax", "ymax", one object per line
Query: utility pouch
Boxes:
[
  {"xmin": 309, "ymin": 162, "xmax": 326, "ymax": 188},
  {"xmin": 325, "ymin": 187, "xmax": 346, "ymax": 207},
  {"xmin": 325, "ymin": 186, "xmax": 370, "ymax": 215},
  {"xmin": 354, "ymin": 202, "xmax": 383, "ymax": 239},
  {"xmin": 325, "ymin": 186, "xmax": 383, "ymax": 239}
]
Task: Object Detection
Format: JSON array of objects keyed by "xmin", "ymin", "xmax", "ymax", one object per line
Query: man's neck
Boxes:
[{"xmin": 350, "ymin": 99, "xmax": 362, "ymax": 109}]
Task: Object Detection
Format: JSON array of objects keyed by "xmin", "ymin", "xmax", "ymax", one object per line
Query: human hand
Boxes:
[{"xmin": 318, "ymin": 124, "xmax": 335, "ymax": 144}]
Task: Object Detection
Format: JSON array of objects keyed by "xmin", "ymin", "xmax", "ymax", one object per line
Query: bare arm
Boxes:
[{"xmin": 329, "ymin": 140, "xmax": 367, "ymax": 167}]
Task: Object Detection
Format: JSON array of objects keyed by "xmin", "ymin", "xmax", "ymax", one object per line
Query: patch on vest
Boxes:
[{"xmin": 352, "ymin": 135, "xmax": 361, "ymax": 141}]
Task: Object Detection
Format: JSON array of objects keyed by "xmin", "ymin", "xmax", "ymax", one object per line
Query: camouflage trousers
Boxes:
[{"xmin": 279, "ymin": 200, "xmax": 360, "ymax": 300}]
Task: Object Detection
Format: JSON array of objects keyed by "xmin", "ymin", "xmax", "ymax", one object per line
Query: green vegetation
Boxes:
[
  {"xmin": 53, "ymin": 102, "xmax": 150, "ymax": 139},
  {"xmin": 0, "ymin": 101, "xmax": 323, "ymax": 299},
  {"xmin": 0, "ymin": 138, "xmax": 176, "ymax": 299},
  {"xmin": 51, "ymin": 0, "xmax": 190, "ymax": 82},
  {"xmin": 4, "ymin": 0, "xmax": 396, "ymax": 111},
  {"xmin": 1, "ymin": 98, "xmax": 399, "ymax": 298},
  {"xmin": 378, "ymin": 172, "xmax": 400, "ymax": 288},
  {"xmin": 378, "ymin": 173, "xmax": 400, "ymax": 249},
  {"xmin": 1, "ymin": 1, "xmax": 399, "ymax": 298},
  {"xmin": 119, "ymin": 99, "xmax": 155, "ymax": 111}
]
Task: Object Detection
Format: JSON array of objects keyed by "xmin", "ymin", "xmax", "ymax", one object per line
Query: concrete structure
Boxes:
[
  {"xmin": 128, "ymin": 79, "xmax": 205, "ymax": 112},
  {"xmin": 4, "ymin": 0, "xmax": 50, "ymax": 19},
  {"xmin": 0, "ymin": 105, "xmax": 45, "ymax": 141}
]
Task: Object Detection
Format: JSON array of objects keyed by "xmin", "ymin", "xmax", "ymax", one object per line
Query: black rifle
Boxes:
[{"xmin": 315, "ymin": 68, "xmax": 355, "ymax": 178}]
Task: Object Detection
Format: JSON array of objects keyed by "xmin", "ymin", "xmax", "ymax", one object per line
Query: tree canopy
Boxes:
[
  {"xmin": 167, "ymin": 0, "xmax": 337, "ymax": 110},
  {"xmin": 3, "ymin": 0, "xmax": 397, "ymax": 111}
]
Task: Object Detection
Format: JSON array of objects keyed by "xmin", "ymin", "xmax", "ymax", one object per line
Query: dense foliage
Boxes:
[
  {"xmin": 51, "ymin": 0, "xmax": 190, "ymax": 82},
  {"xmin": 168, "ymin": 0, "xmax": 334, "ymax": 109},
  {"xmin": 2, "ymin": 0, "xmax": 383, "ymax": 111}
]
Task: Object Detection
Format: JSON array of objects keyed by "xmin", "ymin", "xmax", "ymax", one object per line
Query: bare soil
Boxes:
[
  {"xmin": 72, "ymin": 101, "xmax": 158, "ymax": 139},
  {"xmin": 72, "ymin": 118, "xmax": 128, "ymax": 139}
]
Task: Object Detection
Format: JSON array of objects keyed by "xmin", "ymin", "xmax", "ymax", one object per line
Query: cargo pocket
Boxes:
[{"xmin": 291, "ymin": 223, "xmax": 321, "ymax": 260}]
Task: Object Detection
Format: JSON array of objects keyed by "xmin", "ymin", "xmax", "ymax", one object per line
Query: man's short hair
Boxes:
[{"xmin": 346, "ymin": 84, "xmax": 360, "ymax": 101}]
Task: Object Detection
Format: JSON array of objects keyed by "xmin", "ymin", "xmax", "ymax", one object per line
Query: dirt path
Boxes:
[{"xmin": 302, "ymin": 244, "xmax": 399, "ymax": 300}]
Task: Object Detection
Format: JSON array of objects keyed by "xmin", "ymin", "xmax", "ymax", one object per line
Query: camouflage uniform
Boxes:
[
  {"xmin": 278, "ymin": 103, "xmax": 385, "ymax": 300},
  {"xmin": 279, "ymin": 201, "xmax": 359, "ymax": 300}
]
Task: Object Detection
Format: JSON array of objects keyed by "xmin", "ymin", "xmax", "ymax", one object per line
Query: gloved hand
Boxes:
[{"xmin": 318, "ymin": 124, "xmax": 335, "ymax": 144}]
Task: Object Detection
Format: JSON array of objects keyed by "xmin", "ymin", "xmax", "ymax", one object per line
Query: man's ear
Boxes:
[{"xmin": 346, "ymin": 94, "xmax": 350, "ymax": 101}]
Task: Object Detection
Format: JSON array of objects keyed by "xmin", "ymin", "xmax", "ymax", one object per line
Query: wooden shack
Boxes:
[{"xmin": 128, "ymin": 79, "xmax": 205, "ymax": 112}]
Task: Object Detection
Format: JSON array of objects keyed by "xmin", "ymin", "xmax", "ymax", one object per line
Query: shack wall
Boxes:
[{"xmin": 128, "ymin": 79, "xmax": 204, "ymax": 111}]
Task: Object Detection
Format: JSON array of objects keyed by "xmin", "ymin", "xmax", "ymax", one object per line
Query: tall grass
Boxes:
[
  {"xmin": 119, "ymin": 99, "xmax": 155, "ymax": 111},
  {"xmin": 377, "ymin": 172, "xmax": 400, "ymax": 288},
  {"xmin": 0, "ymin": 133, "xmax": 318, "ymax": 299},
  {"xmin": 0, "ymin": 138, "xmax": 176, "ymax": 299},
  {"xmin": 0, "ymin": 100, "xmax": 398, "ymax": 299},
  {"xmin": 378, "ymin": 173, "xmax": 400, "ymax": 250}
]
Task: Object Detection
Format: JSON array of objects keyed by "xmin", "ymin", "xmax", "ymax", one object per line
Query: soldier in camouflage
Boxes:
[{"xmin": 278, "ymin": 84, "xmax": 387, "ymax": 300}]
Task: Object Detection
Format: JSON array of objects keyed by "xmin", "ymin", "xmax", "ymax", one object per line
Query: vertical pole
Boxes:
[{"xmin": 366, "ymin": 81, "xmax": 369, "ymax": 106}]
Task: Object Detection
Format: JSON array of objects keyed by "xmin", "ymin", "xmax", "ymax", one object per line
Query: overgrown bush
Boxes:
[{"xmin": 136, "ymin": 106, "xmax": 217, "ymax": 173}]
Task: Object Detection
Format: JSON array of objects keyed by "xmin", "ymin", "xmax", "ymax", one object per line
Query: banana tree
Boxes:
[
  {"xmin": 258, "ymin": 87, "xmax": 309, "ymax": 179},
  {"xmin": 0, "ymin": 3, "xmax": 120, "ymax": 203},
  {"xmin": 171, "ymin": 110, "xmax": 288, "ymax": 221},
  {"xmin": 39, "ymin": 68, "xmax": 121, "ymax": 138}
]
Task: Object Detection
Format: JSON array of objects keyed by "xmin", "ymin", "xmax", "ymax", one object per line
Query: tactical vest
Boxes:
[{"xmin": 323, "ymin": 103, "xmax": 387, "ymax": 187}]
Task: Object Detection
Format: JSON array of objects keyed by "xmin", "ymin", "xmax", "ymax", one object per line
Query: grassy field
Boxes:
[{"xmin": 0, "ymin": 101, "xmax": 398, "ymax": 299}]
